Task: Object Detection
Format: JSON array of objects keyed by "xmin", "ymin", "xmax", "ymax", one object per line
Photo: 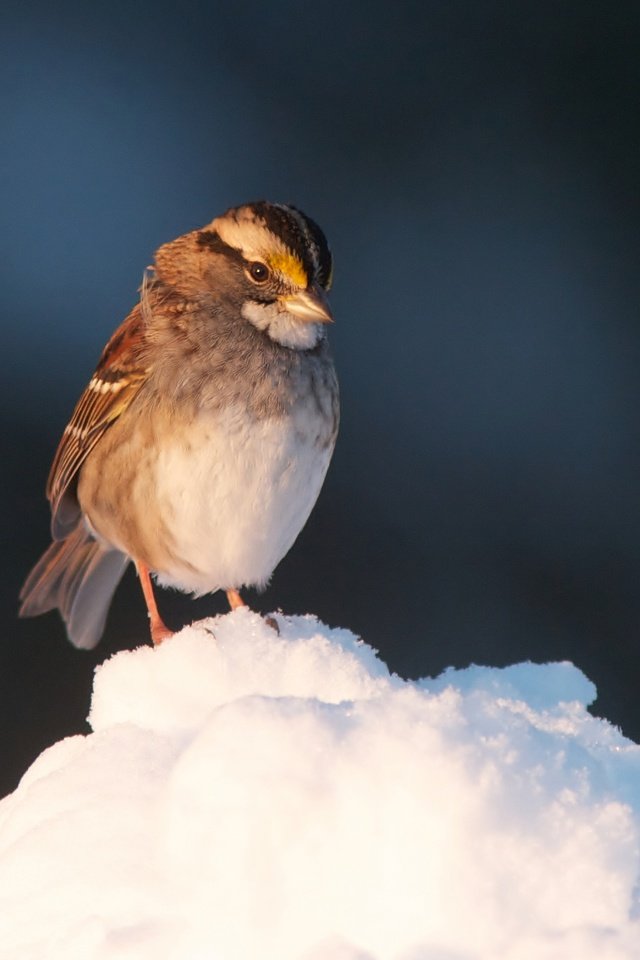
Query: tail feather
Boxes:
[{"xmin": 19, "ymin": 526, "xmax": 129, "ymax": 649}]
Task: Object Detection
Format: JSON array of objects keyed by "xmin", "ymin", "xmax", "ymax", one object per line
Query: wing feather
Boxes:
[{"xmin": 47, "ymin": 307, "xmax": 149, "ymax": 538}]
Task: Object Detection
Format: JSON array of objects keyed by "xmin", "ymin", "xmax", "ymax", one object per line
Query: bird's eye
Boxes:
[{"xmin": 248, "ymin": 261, "xmax": 270, "ymax": 283}]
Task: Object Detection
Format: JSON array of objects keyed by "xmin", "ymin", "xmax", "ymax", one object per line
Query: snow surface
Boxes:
[{"xmin": 1, "ymin": 609, "xmax": 640, "ymax": 959}]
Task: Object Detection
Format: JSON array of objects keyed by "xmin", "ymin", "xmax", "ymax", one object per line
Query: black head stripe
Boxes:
[
  {"xmin": 288, "ymin": 206, "xmax": 333, "ymax": 290},
  {"xmin": 247, "ymin": 202, "xmax": 333, "ymax": 290},
  {"xmin": 197, "ymin": 229, "xmax": 245, "ymax": 267}
]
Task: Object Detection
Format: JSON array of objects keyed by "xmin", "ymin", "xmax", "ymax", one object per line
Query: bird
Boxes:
[{"xmin": 19, "ymin": 201, "xmax": 339, "ymax": 649}]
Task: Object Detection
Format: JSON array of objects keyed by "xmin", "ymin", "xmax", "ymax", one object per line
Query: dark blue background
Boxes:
[{"xmin": 2, "ymin": 0, "xmax": 640, "ymax": 794}]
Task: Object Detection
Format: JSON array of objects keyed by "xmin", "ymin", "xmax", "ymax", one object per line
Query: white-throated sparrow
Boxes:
[{"xmin": 19, "ymin": 202, "xmax": 339, "ymax": 648}]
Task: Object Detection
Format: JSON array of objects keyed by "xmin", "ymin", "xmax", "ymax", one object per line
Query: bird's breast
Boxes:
[{"xmin": 150, "ymin": 399, "xmax": 335, "ymax": 594}]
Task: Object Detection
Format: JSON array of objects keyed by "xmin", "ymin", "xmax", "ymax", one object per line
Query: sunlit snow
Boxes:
[{"xmin": 1, "ymin": 609, "xmax": 639, "ymax": 959}]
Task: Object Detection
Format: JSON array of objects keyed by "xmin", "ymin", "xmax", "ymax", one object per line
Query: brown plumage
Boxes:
[{"xmin": 20, "ymin": 201, "xmax": 339, "ymax": 649}]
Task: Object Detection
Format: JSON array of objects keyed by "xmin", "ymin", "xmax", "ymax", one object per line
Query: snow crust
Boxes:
[{"xmin": 1, "ymin": 609, "xmax": 639, "ymax": 959}]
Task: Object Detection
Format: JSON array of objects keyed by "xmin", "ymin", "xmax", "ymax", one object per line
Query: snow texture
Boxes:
[{"xmin": 1, "ymin": 609, "xmax": 639, "ymax": 959}]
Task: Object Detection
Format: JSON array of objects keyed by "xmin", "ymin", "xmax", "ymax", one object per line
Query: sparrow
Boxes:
[{"xmin": 19, "ymin": 201, "xmax": 339, "ymax": 648}]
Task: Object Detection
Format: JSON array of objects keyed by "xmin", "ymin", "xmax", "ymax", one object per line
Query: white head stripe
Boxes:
[{"xmin": 211, "ymin": 211, "xmax": 291, "ymax": 265}]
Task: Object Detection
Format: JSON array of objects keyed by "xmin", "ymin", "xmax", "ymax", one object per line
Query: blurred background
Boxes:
[{"xmin": 2, "ymin": 0, "xmax": 640, "ymax": 796}]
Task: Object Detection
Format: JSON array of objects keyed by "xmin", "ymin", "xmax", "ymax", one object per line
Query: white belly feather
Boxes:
[{"xmin": 152, "ymin": 403, "xmax": 333, "ymax": 595}]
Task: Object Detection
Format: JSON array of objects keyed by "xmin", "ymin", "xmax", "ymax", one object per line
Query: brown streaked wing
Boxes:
[{"xmin": 47, "ymin": 308, "xmax": 150, "ymax": 539}]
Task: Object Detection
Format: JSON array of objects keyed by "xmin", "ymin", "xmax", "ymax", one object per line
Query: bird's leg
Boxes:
[
  {"xmin": 227, "ymin": 590, "xmax": 280, "ymax": 633},
  {"xmin": 136, "ymin": 561, "xmax": 173, "ymax": 645},
  {"xmin": 226, "ymin": 587, "xmax": 278, "ymax": 632},
  {"xmin": 226, "ymin": 588, "xmax": 248, "ymax": 611}
]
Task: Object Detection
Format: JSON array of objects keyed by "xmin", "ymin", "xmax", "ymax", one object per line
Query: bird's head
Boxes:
[{"xmin": 154, "ymin": 201, "xmax": 334, "ymax": 351}]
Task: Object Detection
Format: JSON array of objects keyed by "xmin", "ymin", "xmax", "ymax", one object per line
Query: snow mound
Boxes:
[{"xmin": 0, "ymin": 609, "xmax": 639, "ymax": 959}]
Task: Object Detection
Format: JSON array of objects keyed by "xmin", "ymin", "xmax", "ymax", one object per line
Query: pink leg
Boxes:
[
  {"xmin": 136, "ymin": 561, "xmax": 173, "ymax": 645},
  {"xmin": 226, "ymin": 586, "xmax": 278, "ymax": 632},
  {"xmin": 226, "ymin": 588, "xmax": 247, "ymax": 611}
]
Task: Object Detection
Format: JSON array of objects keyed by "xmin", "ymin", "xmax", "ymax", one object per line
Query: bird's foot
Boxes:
[
  {"xmin": 226, "ymin": 588, "xmax": 279, "ymax": 633},
  {"xmin": 150, "ymin": 618, "xmax": 174, "ymax": 646},
  {"xmin": 135, "ymin": 561, "xmax": 173, "ymax": 646},
  {"xmin": 226, "ymin": 587, "xmax": 247, "ymax": 611},
  {"xmin": 264, "ymin": 613, "xmax": 280, "ymax": 634}
]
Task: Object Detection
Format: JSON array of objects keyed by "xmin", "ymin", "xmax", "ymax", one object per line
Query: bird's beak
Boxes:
[{"xmin": 280, "ymin": 285, "xmax": 334, "ymax": 324}]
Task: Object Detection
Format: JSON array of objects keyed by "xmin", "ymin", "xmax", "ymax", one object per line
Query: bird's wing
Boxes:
[{"xmin": 47, "ymin": 307, "xmax": 150, "ymax": 539}]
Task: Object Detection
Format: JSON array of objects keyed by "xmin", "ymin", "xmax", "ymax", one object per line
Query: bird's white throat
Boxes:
[{"xmin": 242, "ymin": 301, "xmax": 323, "ymax": 350}]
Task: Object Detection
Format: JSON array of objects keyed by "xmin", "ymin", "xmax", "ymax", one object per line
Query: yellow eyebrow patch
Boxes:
[{"xmin": 267, "ymin": 251, "xmax": 308, "ymax": 287}]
